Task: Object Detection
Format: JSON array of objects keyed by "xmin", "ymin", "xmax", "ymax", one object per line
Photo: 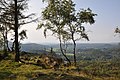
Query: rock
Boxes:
[
  {"xmin": 37, "ymin": 54, "xmax": 63, "ymax": 69},
  {"xmin": 9, "ymin": 74, "xmax": 16, "ymax": 78}
]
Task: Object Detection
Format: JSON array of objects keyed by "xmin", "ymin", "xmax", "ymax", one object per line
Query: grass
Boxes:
[
  {"xmin": 78, "ymin": 61, "xmax": 120, "ymax": 80},
  {"xmin": 1, "ymin": 60, "xmax": 120, "ymax": 80},
  {"xmin": 0, "ymin": 59, "xmax": 91, "ymax": 80},
  {"xmin": 0, "ymin": 52, "xmax": 120, "ymax": 80}
]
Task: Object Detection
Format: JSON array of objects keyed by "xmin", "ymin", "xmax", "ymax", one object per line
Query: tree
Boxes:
[
  {"xmin": 115, "ymin": 27, "xmax": 120, "ymax": 34},
  {"xmin": 0, "ymin": 3, "xmax": 13, "ymax": 52},
  {"xmin": 14, "ymin": 0, "xmax": 37, "ymax": 62},
  {"xmin": 0, "ymin": 24, "xmax": 10, "ymax": 57},
  {"xmin": 0, "ymin": 33, "xmax": 3, "ymax": 50},
  {"xmin": 0, "ymin": 0, "xmax": 37, "ymax": 62},
  {"xmin": 115, "ymin": 27, "xmax": 120, "ymax": 41},
  {"xmin": 66, "ymin": 8, "xmax": 97, "ymax": 66},
  {"xmin": 38, "ymin": 0, "xmax": 96, "ymax": 66},
  {"xmin": 38, "ymin": 0, "xmax": 75, "ymax": 65}
]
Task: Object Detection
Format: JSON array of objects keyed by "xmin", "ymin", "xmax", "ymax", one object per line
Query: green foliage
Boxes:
[
  {"xmin": 115, "ymin": 27, "xmax": 120, "ymax": 37},
  {"xmin": 115, "ymin": 27, "xmax": 120, "ymax": 33},
  {"xmin": 38, "ymin": 0, "xmax": 97, "ymax": 66},
  {"xmin": 19, "ymin": 30, "xmax": 27, "ymax": 41},
  {"xmin": 37, "ymin": 0, "xmax": 75, "ymax": 38},
  {"xmin": 78, "ymin": 8, "xmax": 97, "ymax": 24},
  {"xmin": 0, "ymin": 0, "xmax": 37, "ymax": 61}
]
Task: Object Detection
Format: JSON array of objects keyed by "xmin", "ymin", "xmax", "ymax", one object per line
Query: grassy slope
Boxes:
[
  {"xmin": 0, "ymin": 60, "xmax": 91, "ymax": 80},
  {"xmin": 0, "ymin": 52, "xmax": 120, "ymax": 80}
]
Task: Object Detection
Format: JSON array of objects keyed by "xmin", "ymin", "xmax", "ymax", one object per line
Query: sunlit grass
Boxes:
[{"xmin": 0, "ymin": 52, "xmax": 120, "ymax": 80}]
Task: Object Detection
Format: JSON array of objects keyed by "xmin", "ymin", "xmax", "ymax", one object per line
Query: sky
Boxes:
[{"xmin": 21, "ymin": 0, "xmax": 120, "ymax": 44}]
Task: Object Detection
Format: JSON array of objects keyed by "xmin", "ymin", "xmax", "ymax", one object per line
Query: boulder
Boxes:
[{"xmin": 37, "ymin": 54, "xmax": 63, "ymax": 69}]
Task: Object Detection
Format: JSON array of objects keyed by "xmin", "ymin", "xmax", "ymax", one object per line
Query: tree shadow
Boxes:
[
  {"xmin": 52, "ymin": 72, "xmax": 91, "ymax": 80},
  {"xmin": 26, "ymin": 72, "xmax": 52, "ymax": 80},
  {"xmin": 28, "ymin": 72, "xmax": 91, "ymax": 80},
  {"xmin": 0, "ymin": 71, "xmax": 16, "ymax": 79}
]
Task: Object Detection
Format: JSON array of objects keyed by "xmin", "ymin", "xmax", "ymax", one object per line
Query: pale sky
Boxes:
[{"xmin": 21, "ymin": 0, "xmax": 120, "ymax": 44}]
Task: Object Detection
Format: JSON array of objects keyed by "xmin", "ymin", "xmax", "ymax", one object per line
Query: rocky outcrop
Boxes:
[{"xmin": 37, "ymin": 54, "xmax": 63, "ymax": 69}]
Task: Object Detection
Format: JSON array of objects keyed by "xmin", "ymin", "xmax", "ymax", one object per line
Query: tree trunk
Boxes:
[
  {"xmin": 59, "ymin": 36, "xmax": 71, "ymax": 65},
  {"xmin": 14, "ymin": 0, "xmax": 20, "ymax": 62},
  {"xmin": 6, "ymin": 40, "xmax": 10, "ymax": 51},
  {"xmin": 1, "ymin": 26, "xmax": 7, "ymax": 58},
  {"xmin": 5, "ymin": 26, "xmax": 10, "ymax": 52},
  {"xmin": 72, "ymin": 33, "xmax": 77, "ymax": 66},
  {"xmin": 3, "ymin": 33, "xmax": 7, "ymax": 58}
]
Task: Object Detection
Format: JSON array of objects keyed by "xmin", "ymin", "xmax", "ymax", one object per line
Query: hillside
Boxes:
[
  {"xmin": 1, "ymin": 43, "xmax": 119, "ymax": 80},
  {"xmin": 0, "ymin": 51, "xmax": 120, "ymax": 80},
  {"xmin": 18, "ymin": 43, "xmax": 119, "ymax": 52}
]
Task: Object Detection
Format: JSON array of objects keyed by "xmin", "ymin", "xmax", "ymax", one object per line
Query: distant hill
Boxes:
[
  {"xmin": 20, "ymin": 43, "xmax": 50, "ymax": 53},
  {"xmin": 8, "ymin": 42, "xmax": 50, "ymax": 53},
  {"xmin": 47, "ymin": 43, "xmax": 119, "ymax": 49},
  {"xmin": 76, "ymin": 43, "xmax": 118, "ymax": 49},
  {"xmin": 8, "ymin": 42, "xmax": 119, "ymax": 53}
]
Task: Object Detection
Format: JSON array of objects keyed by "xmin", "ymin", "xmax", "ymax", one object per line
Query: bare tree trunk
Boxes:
[
  {"xmin": 59, "ymin": 36, "xmax": 71, "ymax": 65},
  {"xmin": 6, "ymin": 40, "xmax": 10, "ymax": 51},
  {"xmin": 72, "ymin": 33, "xmax": 77, "ymax": 66},
  {"xmin": 3, "ymin": 34, "xmax": 7, "ymax": 58},
  {"xmin": 4, "ymin": 26, "xmax": 8, "ymax": 57},
  {"xmin": 1, "ymin": 26, "xmax": 7, "ymax": 58},
  {"xmin": 14, "ymin": 0, "xmax": 20, "ymax": 62},
  {"xmin": 5, "ymin": 26, "xmax": 10, "ymax": 52}
]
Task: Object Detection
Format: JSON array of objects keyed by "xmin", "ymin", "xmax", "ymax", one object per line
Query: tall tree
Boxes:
[
  {"xmin": 37, "ymin": 0, "xmax": 76, "ymax": 65},
  {"xmin": 66, "ymin": 8, "xmax": 97, "ymax": 66},
  {"xmin": 14, "ymin": 0, "xmax": 37, "ymax": 62},
  {"xmin": 0, "ymin": 24, "xmax": 9, "ymax": 57},
  {"xmin": 0, "ymin": 0, "xmax": 37, "ymax": 62},
  {"xmin": 38, "ymin": 0, "xmax": 97, "ymax": 66},
  {"xmin": 14, "ymin": 0, "xmax": 19, "ymax": 62}
]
